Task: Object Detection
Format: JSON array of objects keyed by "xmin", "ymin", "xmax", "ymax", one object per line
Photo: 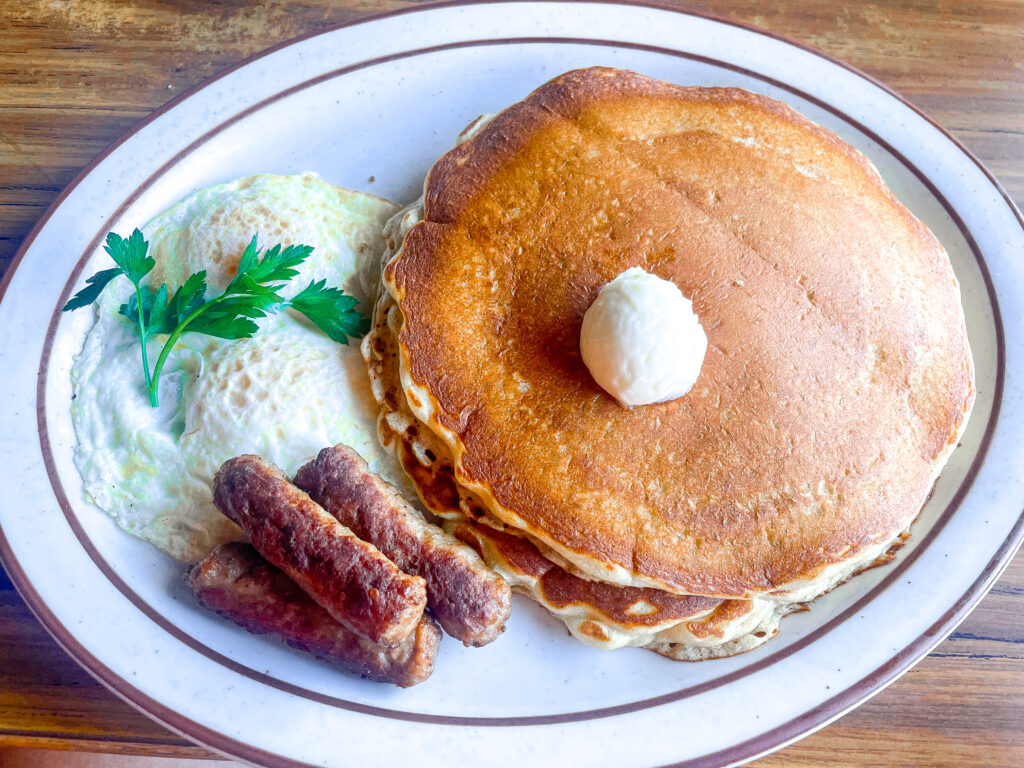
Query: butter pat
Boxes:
[{"xmin": 580, "ymin": 267, "xmax": 707, "ymax": 407}]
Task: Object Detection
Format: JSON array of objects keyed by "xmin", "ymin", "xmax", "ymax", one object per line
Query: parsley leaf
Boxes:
[
  {"xmin": 290, "ymin": 279, "xmax": 371, "ymax": 344},
  {"xmin": 160, "ymin": 270, "xmax": 208, "ymax": 334},
  {"xmin": 229, "ymin": 238, "xmax": 311, "ymax": 288},
  {"xmin": 187, "ymin": 313, "xmax": 261, "ymax": 340},
  {"xmin": 119, "ymin": 283, "xmax": 169, "ymax": 340},
  {"xmin": 245, "ymin": 243, "xmax": 312, "ymax": 285},
  {"xmin": 62, "ymin": 230, "xmax": 369, "ymax": 407},
  {"xmin": 104, "ymin": 229, "xmax": 154, "ymax": 283},
  {"xmin": 63, "ymin": 267, "xmax": 123, "ymax": 311}
]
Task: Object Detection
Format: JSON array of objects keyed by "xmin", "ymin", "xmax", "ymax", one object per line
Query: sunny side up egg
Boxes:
[{"xmin": 70, "ymin": 173, "xmax": 410, "ymax": 562}]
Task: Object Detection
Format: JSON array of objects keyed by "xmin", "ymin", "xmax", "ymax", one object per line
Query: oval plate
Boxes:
[{"xmin": 1, "ymin": 3, "xmax": 1021, "ymax": 766}]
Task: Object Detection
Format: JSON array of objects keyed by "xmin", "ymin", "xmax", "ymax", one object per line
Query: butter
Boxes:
[{"xmin": 580, "ymin": 267, "xmax": 707, "ymax": 407}]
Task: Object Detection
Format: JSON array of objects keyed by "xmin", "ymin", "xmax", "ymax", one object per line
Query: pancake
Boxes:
[
  {"xmin": 378, "ymin": 67, "xmax": 975, "ymax": 604},
  {"xmin": 448, "ymin": 519, "xmax": 789, "ymax": 660}
]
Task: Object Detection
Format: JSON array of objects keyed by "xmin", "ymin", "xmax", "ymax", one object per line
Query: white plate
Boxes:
[{"xmin": 1, "ymin": 3, "xmax": 1021, "ymax": 766}]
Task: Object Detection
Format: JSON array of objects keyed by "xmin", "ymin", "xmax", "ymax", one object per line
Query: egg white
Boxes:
[{"xmin": 70, "ymin": 173, "xmax": 406, "ymax": 562}]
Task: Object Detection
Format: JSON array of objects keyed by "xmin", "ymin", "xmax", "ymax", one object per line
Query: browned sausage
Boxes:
[
  {"xmin": 187, "ymin": 542, "xmax": 440, "ymax": 687},
  {"xmin": 213, "ymin": 455, "xmax": 426, "ymax": 647},
  {"xmin": 294, "ymin": 444, "xmax": 511, "ymax": 647}
]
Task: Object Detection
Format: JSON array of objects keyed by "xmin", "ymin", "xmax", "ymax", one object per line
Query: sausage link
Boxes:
[
  {"xmin": 188, "ymin": 542, "xmax": 439, "ymax": 687},
  {"xmin": 294, "ymin": 444, "xmax": 511, "ymax": 647},
  {"xmin": 213, "ymin": 455, "xmax": 426, "ymax": 646}
]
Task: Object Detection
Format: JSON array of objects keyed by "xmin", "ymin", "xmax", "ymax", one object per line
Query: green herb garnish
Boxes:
[{"xmin": 63, "ymin": 229, "xmax": 370, "ymax": 407}]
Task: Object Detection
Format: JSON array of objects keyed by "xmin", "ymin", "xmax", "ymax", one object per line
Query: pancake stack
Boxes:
[{"xmin": 362, "ymin": 68, "xmax": 975, "ymax": 659}]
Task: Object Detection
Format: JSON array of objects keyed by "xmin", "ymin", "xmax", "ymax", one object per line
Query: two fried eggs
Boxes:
[{"xmin": 71, "ymin": 173, "xmax": 409, "ymax": 561}]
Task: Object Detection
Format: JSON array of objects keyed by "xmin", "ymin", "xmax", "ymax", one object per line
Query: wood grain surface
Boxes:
[{"xmin": 1, "ymin": 1, "xmax": 1022, "ymax": 766}]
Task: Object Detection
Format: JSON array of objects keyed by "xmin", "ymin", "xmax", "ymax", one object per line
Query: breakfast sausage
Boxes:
[
  {"xmin": 187, "ymin": 542, "xmax": 440, "ymax": 687},
  {"xmin": 294, "ymin": 444, "xmax": 511, "ymax": 647},
  {"xmin": 213, "ymin": 455, "xmax": 427, "ymax": 647}
]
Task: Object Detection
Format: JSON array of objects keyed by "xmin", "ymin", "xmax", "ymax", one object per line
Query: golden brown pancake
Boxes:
[
  {"xmin": 448, "ymin": 519, "xmax": 789, "ymax": 660},
  {"xmin": 378, "ymin": 68, "xmax": 975, "ymax": 603}
]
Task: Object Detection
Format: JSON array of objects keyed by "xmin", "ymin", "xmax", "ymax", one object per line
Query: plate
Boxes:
[{"xmin": 1, "ymin": 3, "xmax": 1022, "ymax": 766}]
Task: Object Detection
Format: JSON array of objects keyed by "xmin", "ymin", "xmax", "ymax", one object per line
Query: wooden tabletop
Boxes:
[{"xmin": 2, "ymin": 1, "xmax": 1022, "ymax": 765}]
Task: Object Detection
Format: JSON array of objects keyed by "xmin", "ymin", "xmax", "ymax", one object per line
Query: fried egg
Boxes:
[{"xmin": 70, "ymin": 173, "xmax": 404, "ymax": 562}]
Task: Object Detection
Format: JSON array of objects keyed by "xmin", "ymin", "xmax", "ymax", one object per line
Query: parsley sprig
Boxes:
[{"xmin": 63, "ymin": 229, "xmax": 370, "ymax": 407}]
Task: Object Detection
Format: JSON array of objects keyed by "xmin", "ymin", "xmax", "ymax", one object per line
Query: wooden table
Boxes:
[{"xmin": 2, "ymin": 1, "xmax": 1021, "ymax": 765}]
